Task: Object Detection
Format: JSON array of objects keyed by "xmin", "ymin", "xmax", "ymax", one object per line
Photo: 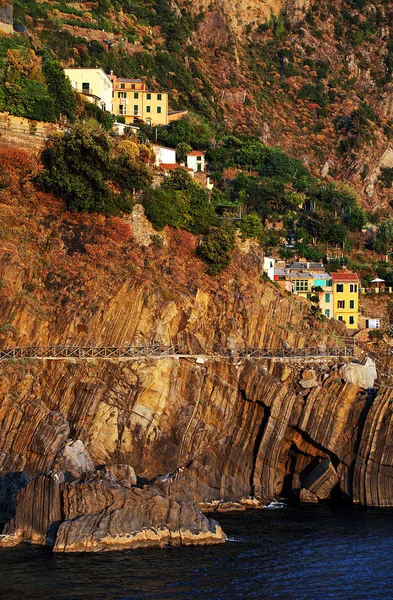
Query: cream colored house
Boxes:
[{"xmin": 64, "ymin": 68, "xmax": 112, "ymax": 112}]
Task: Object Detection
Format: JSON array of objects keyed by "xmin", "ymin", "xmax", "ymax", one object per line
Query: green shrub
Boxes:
[
  {"xmin": 37, "ymin": 126, "xmax": 135, "ymax": 215},
  {"xmin": 239, "ymin": 213, "xmax": 263, "ymax": 240},
  {"xmin": 197, "ymin": 224, "xmax": 236, "ymax": 275},
  {"xmin": 144, "ymin": 170, "xmax": 216, "ymax": 234}
]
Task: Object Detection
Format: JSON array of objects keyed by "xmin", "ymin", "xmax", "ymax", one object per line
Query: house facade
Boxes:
[
  {"xmin": 108, "ymin": 73, "xmax": 169, "ymax": 126},
  {"xmin": 331, "ymin": 271, "xmax": 359, "ymax": 329},
  {"xmin": 313, "ymin": 274, "xmax": 333, "ymax": 319},
  {"xmin": 187, "ymin": 151, "xmax": 205, "ymax": 172},
  {"xmin": 263, "ymin": 257, "xmax": 275, "ymax": 281},
  {"xmin": 152, "ymin": 145, "xmax": 176, "ymax": 167},
  {"xmin": 64, "ymin": 68, "xmax": 112, "ymax": 112}
]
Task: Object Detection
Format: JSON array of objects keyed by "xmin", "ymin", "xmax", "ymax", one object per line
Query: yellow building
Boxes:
[
  {"xmin": 331, "ymin": 271, "xmax": 359, "ymax": 329},
  {"xmin": 108, "ymin": 73, "xmax": 169, "ymax": 126}
]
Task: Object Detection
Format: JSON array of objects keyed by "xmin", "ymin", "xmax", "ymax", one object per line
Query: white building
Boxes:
[
  {"xmin": 64, "ymin": 68, "xmax": 112, "ymax": 112},
  {"xmin": 186, "ymin": 151, "xmax": 205, "ymax": 172},
  {"xmin": 263, "ymin": 257, "xmax": 275, "ymax": 281},
  {"xmin": 152, "ymin": 144, "xmax": 176, "ymax": 167}
]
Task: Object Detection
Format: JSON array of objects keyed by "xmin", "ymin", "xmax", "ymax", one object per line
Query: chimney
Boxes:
[{"xmin": 307, "ymin": 262, "xmax": 310, "ymax": 269}]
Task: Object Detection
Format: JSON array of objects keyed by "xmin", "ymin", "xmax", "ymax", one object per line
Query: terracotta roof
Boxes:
[
  {"xmin": 160, "ymin": 163, "xmax": 193, "ymax": 172},
  {"xmin": 331, "ymin": 271, "xmax": 359, "ymax": 282},
  {"xmin": 187, "ymin": 151, "xmax": 205, "ymax": 156}
]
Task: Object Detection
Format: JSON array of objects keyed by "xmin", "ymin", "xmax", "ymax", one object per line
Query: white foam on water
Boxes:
[{"xmin": 265, "ymin": 500, "xmax": 286, "ymax": 510}]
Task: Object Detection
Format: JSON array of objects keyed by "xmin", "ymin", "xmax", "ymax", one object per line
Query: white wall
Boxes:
[
  {"xmin": 152, "ymin": 145, "xmax": 176, "ymax": 166},
  {"xmin": 263, "ymin": 257, "xmax": 275, "ymax": 281},
  {"xmin": 187, "ymin": 153, "xmax": 205, "ymax": 172}
]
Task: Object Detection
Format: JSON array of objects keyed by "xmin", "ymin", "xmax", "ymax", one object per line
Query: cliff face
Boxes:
[
  {"xmin": 0, "ymin": 351, "xmax": 391, "ymax": 517},
  {"xmin": 1, "ymin": 156, "xmax": 393, "ymax": 552}
]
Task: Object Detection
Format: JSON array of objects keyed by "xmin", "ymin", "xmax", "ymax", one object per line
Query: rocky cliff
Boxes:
[{"xmin": 1, "ymin": 154, "xmax": 393, "ymax": 552}]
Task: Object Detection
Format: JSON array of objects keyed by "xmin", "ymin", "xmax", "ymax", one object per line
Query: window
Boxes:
[
  {"xmin": 338, "ymin": 316, "xmax": 345, "ymax": 322},
  {"xmin": 131, "ymin": 84, "xmax": 135, "ymax": 89},
  {"xmin": 295, "ymin": 280, "xmax": 309, "ymax": 292},
  {"xmin": 112, "ymin": 91, "xmax": 114, "ymax": 98},
  {"xmin": 157, "ymin": 93, "xmax": 162, "ymax": 100},
  {"xmin": 157, "ymin": 107, "xmax": 162, "ymax": 113},
  {"xmin": 82, "ymin": 82, "xmax": 90, "ymax": 93},
  {"xmin": 349, "ymin": 316, "xmax": 355, "ymax": 325},
  {"xmin": 146, "ymin": 106, "xmax": 151, "ymax": 113},
  {"xmin": 133, "ymin": 105, "xmax": 139, "ymax": 115},
  {"xmin": 146, "ymin": 93, "xmax": 151, "ymax": 100},
  {"xmin": 197, "ymin": 164, "xmax": 202, "ymax": 172},
  {"xmin": 118, "ymin": 92, "xmax": 127, "ymax": 98},
  {"xmin": 336, "ymin": 284, "xmax": 344, "ymax": 293},
  {"xmin": 306, "ymin": 294, "xmax": 312, "ymax": 300},
  {"xmin": 134, "ymin": 92, "xmax": 139, "ymax": 99},
  {"xmin": 119, "ymin": 105, "xmax": 126, "ymax": 115},
  {"xmin": 197, "ymin": 156, "xmax": 202, "ymax": 161},
  {"xmin": 325, "ymin": 293, "xmax": 330, "ymax": 303},
  {"xmin": 350, "ymin": 284, "xmax": 358, "ymax": 293},
  {"xmin": 350, "ymin": 300, "xmax": 355, "ymax": 309},
  {"xmin": 121, "ymin": 83, "xmax": 125, "ymax": 89},
  {"xmin": 325, "ymin": 309, "xmax": 330, "ymax": 318},
  {"xmin": 338, "ymin": 300, "xmax": 345, "ymax": 309}
]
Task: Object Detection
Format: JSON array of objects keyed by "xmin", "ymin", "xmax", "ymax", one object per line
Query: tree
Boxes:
[
  {"xmin": 81, "ymin": 102, "xmax": 116, "ymax": 130},
  {"xmin": 237, "ymin": 139, "xmax": 268, "ymax": 170},
  {"xmin": 176, "ymin": 141, "xmax": 192, "ymax": 163},
  {"xmin": 144, "ymin": 188, "xmax": 189, "ymax": 231},
  {"xmin": 144, "ymin": 173, "xmax": 215, "ymax": 234},
  {"xmin": 197, "ymin": 224, "xmax": 236, "ymax": 275},
  {"xmin": 4, "ymin": 78, "xmax": 57, "ymax": 122},
  {"xmin": 111, "ymin": 153, "xmax": 152, "ymax": 193},
  {"xmin": 37, "ymin": 126, "xmax": 133, "ymax": 215},
  {"xmin": 239, "ymin": 213, "xmax": 263, "ymax": 240},
  {"xmin": 373, "ymin": 218, "xmax": 393, "ymax": 254},
  {"xmin": 42, "ymin": 59, "xmax": 77, "ymax": 122}
]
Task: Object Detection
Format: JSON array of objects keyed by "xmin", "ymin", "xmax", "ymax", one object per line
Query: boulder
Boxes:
[
  {"xmin": 340, "ymin": 358, "xmax": 377, "ymax": 390},
  {"xmin": 103, "ymin": 463, "xmax": 137, "ymax": 486},
  {"xmin": 299, "ymin": 378, "xmax": 319, "ymax": 389},
  {"xmin": 299, "ymin": 369, "xmax": 319, "ymax": 388},
  {"xmin": 301, "ymin": 458, "xmax": 339, "ymax": 501},
  {"xmin": 54, "ymin": 440, "xmax": 95, "ymax": 478},
  {"xmin": 299, "ymin": 488, "xmax": 318, "ymax": 503}
]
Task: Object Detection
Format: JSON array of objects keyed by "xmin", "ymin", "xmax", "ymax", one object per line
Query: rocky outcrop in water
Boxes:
[{"xmin": 1, "ymin": 470, "xmax": 225, "ymax": 552}]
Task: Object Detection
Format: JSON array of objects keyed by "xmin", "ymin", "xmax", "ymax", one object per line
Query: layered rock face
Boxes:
[
  {"xmin": 0, "ymin": 350, "xmax": 391, "ymax": 546},
  {"xmin": 1, "ymin": 207, "xmax": 393, "ymax": 551},
  {"xmin": 2, "ymin": 471, "xmax": 225, "ymax": 552}
]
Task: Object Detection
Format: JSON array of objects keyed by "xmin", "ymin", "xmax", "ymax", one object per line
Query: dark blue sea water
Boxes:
[{"xmin": 1, "ymin": 504, "xmax": 393, "ymax": 600}]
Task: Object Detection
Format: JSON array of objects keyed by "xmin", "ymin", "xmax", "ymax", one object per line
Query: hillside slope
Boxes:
[{"xmin": 10, "ymin": 0, "xmax": 393, "ymax": 210}]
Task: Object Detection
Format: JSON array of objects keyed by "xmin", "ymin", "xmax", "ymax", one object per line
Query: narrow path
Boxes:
[{"xmin": 0, "ymin": 343, "xmax": 356, "ymax": 362}]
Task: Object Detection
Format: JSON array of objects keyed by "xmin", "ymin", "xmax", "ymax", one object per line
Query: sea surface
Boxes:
[{"xmin": 1, "ymin": 503, "xmax": 393, "ymax": 600}]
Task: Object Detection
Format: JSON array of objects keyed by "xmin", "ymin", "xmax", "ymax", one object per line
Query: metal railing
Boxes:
[{"xmin": 0, "ymin": 343, "xmax": 356, "ymax": 362}]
